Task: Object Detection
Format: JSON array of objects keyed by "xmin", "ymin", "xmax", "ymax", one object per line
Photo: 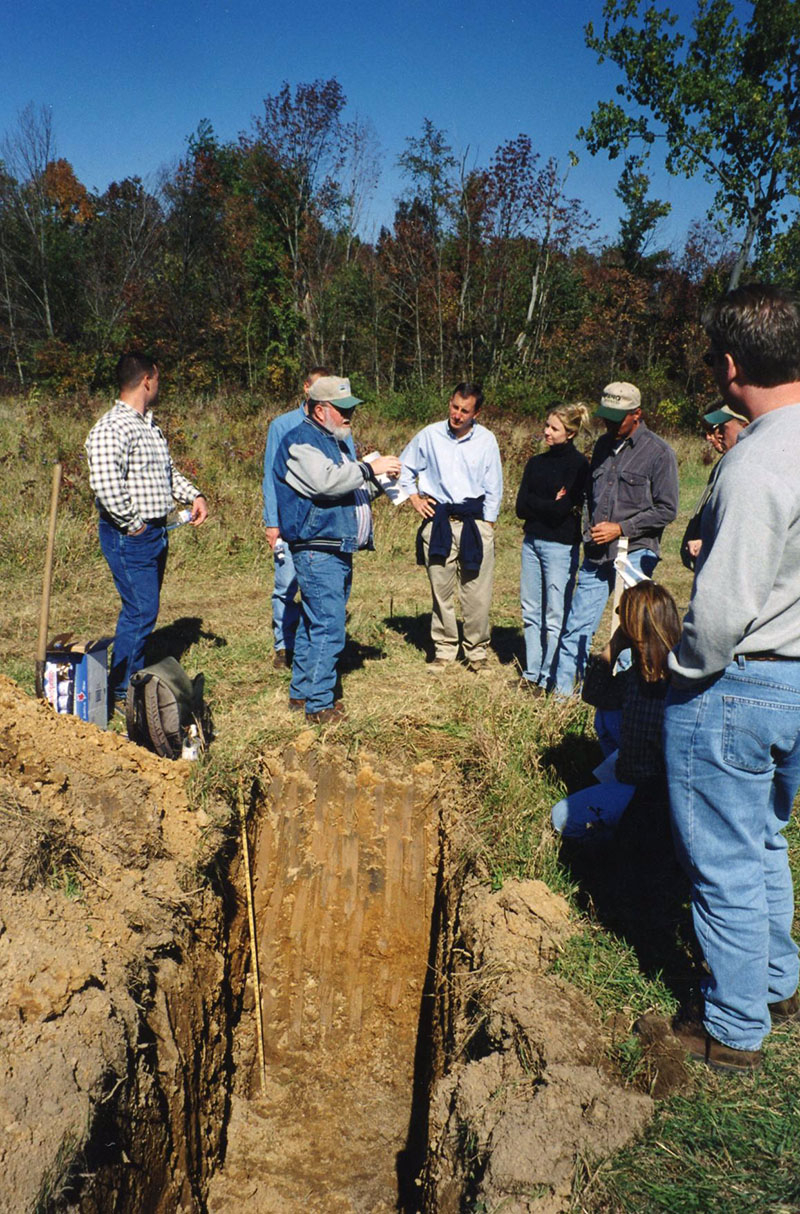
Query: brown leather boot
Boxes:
[
  {"xmin": 672, "ymin": 1019, "xmax": 761, "ymax": 1074},
  {"xmin": 769, "ymin": 992, "xmax": 800, "ymax": 1022},
  {"xmin": 306, "ymin": 702, "xmax": 347, "ymax": 725}
]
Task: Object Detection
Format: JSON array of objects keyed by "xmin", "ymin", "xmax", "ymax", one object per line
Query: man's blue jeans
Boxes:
[
  {"xmin": 99, "ymin": 518, "xmax": 167, "ymax": 699},
  {"xmin": 272, "ymin": 546, "xmax": 300, "ymax": 653},
  {"xmin": 520, "ymin": 536, "xmax": 578, "ymax": 687},
  {"xmin": 552, "ymin": 548, "xmax": 658, "ymax": 695},
  {"xmin": 664, "ymin": 657, "xmax": 800, "ymax": 1050},
  {"xmin": 290, "ymin": 549, "xmax": 352, "ymax": 713}
]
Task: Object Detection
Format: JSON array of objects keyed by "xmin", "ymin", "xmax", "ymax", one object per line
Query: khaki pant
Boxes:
[{"xmin": 421, "ymin": 518, "xmax": 495, "ymax": 661}]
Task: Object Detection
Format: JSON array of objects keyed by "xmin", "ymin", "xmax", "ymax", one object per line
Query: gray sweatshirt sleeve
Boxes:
[
  {"xmin": 284, "ymin": 439, "xmax": 371, "ymax": 500},
  {"xmin": 668, "ymin": 456, "xmax": 794, "ymax": 684}
]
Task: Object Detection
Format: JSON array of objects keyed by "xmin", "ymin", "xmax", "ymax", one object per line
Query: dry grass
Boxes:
[
  {"xmin": 0, "ymin": 393, "xmax": 705, "ymax": 868},
  {"xmin": 5, "ymin": 392, "xmax": 800, "ymax": 1209}
]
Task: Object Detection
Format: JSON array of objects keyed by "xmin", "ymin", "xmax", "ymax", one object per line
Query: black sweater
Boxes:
[{"xmin": 515, "ymin": 441, "xmax": 590, "ymax": 545}]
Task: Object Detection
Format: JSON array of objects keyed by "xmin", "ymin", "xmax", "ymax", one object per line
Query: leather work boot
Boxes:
[
  {"xmin": 769, "ymin": 992, "xmax": 800, "ymax": 1022},
  {"xmin": 288, "ymin": 698, "xmax": 305, "ymax": 712},
  {"xmin": 672, "ymin": 1019, "xmax": 762, "ymax": 1074},
  {"xmin": 273, "ymin": 649, "xmax": 292, "ymax": 670},
  {"xmin": 306, "ymin": 702, "xmax": 347, "ymax": 725},
  {"xmin": 514, "ymin": 678, "xmax": 545, "ymax": 697}
]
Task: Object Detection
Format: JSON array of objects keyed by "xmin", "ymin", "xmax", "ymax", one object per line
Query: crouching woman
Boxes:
[{"xmin": 551, "ymin": 581, "xmax": 681, "ymax": 839}]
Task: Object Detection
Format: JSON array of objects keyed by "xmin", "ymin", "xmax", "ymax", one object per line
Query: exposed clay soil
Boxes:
[
  {"xmin": 423, "ymin": 878, "xmax": 656, "ymax": 1213},
  {"xmin": 208, "ymin": 741, "xmax": 444, "ymax": 1213},
  {"xmin": 0, "ymin": 675, "xmax": 231, "ymax": 1213},
  {"xmin": 0, "ymin": 676, "xmax": 661, "ymax": 1214}
]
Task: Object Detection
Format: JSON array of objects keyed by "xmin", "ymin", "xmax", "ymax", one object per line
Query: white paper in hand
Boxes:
[{"xmin": 363, "ymin": 451, "xmax": 409, "ymax": 505}]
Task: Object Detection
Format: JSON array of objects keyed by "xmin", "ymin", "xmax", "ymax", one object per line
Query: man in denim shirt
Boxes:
[{"xmin": 552, "ymin": 382, "xmax": 678, "ymax": 695}]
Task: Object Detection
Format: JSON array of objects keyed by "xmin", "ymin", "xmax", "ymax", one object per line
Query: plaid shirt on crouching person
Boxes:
[
  {"xmin": 581, "ymin": 655, "xmax": 668, "ymax": 786},
  {"xmin": 85, "ymin": 400, "xmax": 201, "ymax": 533}
]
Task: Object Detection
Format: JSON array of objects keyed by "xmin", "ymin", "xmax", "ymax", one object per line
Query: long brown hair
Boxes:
[{"xmin": 618, "ymin": 581, "xmax": 681, "ymax": 683}]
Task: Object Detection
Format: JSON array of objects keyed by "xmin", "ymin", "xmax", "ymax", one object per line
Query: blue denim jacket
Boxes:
[{"xmin": 274, "ymin": 416, "xmax": 376, "ymax": 553}]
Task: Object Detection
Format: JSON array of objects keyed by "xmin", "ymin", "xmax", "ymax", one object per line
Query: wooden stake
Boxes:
[
  {"xmin": 238, "ymin": 777, "xmax": 268, "ymax": 1097},
  {"xmin": 35, "ymin": 462, "xmax": 62, "ymax": 699}
]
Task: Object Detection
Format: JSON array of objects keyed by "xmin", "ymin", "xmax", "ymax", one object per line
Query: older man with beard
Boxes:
[{"xmin": 274, "ymin": 376, "xmax": 400, "ymax": 724}]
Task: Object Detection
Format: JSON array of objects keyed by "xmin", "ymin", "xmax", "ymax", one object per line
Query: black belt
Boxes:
[
  {"xmin": 289, "ymin": 541, "xmax": 348, "ymax": 554},
  {"xmin": 100, "ymin": 512, "xmax": 167, "ymax": 530},
  {"xmin": 734, "ymin": 653, "xmax": 799, "ymax": 662}
]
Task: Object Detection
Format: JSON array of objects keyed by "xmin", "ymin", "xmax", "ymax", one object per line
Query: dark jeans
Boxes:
[
  {"xmin": 99, "ymin": 518, "xmax": 168, "ymax": 699},
  {"xmin": 290, "ymin": 549, "xmax": 352, "ymax": 713}
]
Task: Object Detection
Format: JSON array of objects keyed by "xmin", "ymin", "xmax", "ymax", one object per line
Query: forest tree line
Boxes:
[{"xmin": 1, "ymin": 1, "xmax": 798, "ymax": 420}]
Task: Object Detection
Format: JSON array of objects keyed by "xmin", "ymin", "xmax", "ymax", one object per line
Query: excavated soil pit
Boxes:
[
  {"xmin": 208, "ymin": 737, "xmax": 446, "ymax": 1213},
  {"xmin": 0, "ymin": 678, "xmax": 659, "ymax": 1213}
]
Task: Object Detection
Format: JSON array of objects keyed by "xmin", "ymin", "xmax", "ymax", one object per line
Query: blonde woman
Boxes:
[{"xmin": 515, "ymin": 402, "xmax": 590, "ymax": 693}]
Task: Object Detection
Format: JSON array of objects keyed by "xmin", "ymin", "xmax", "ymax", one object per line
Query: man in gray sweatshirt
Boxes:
[{"xmin": 664, "ymin": 284, "xmax": 800, "ymax": 1074}]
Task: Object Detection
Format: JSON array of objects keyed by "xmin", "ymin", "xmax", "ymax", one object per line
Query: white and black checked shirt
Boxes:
[{"xmin": 85, "ymin": 400, "xmax": 201, "ymax": 533}]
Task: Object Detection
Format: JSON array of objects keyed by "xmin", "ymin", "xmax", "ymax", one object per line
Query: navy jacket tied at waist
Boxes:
[{"xmin": 418, "ymin": 496, "xmax": 485, "ymax": 572}]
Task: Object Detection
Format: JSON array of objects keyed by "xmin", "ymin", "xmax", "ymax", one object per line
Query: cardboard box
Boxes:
[{"xmin": 44, "ymin": 635, "xmax": 112, "ymax": 729}]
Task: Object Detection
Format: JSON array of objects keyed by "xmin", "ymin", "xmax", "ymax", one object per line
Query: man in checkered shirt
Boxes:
[{"xmin": 85, "ymin": 352, "xmax": 208, "ymax": 707}]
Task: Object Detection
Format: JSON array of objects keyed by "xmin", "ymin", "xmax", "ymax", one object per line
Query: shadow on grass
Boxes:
[
  {"xmin": 489, "ymin": 623, "xmax": 525, "ymax": 668},
  {"xmin": 339, "ymin": 635, "xmax": 386, "ymax": 672},
  {"xmin": 386, "ymin": 614, "xmax": 525, "ymax": 669},
  {"xmin": 385, "ymin": 612, "xmax": 433, "ymax": 658},
  {"xmin": 558, "ymin": 789, "xmax": 702, "ymax": 1004},
  {"xmin": 146, "ymin": 616, "xmax": 228, "ymax": 665},
  {"xmin": 541, "ymin": 732, "xmax": 605, "ymax": 795}
]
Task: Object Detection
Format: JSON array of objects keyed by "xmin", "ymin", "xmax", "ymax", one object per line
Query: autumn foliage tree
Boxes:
[{"xmin": 0, "ymin": 77, "xmax": 760, "ymax": 419}]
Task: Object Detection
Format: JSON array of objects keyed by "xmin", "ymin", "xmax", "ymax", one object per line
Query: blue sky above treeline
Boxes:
[{"xmin": 2, "ymin": 0, "xmax": 749, "ymax": 252}]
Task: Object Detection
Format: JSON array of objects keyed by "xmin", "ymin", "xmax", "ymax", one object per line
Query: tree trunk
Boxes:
[{"xmin": 728, "ymin": 212, "xmax": 758, "ymax": 291}]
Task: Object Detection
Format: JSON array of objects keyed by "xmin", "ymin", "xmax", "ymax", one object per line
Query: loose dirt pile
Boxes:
[
  {"xmin": 0, "ymin": 676, "xmax": 660, "ymax": 1214},
  {"xmin": 0, "ymin": 676, "xmax": 230, "ymax": 1213},
  {"xmin": 423, "ymin": 878, "xmax": 654, "ymax": 1214}
]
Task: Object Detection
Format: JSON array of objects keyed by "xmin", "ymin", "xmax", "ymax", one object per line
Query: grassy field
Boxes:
[{"xmin": 2, "ymin": 390, "xmax": 799, "ymax": 1212}]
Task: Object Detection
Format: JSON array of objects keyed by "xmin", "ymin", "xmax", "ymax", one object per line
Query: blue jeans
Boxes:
[
  {"xmin": 99, "ymin": 518, "xmax": 167, "ymax": 699},
  {"xmin": 594, "ymin": 708, "xmax": 623, "ymax": 756},
  {"xmin": 290, "ymin": 549, "xmax": 352, "ymax": 713},
  {"xmin": 552, "ymin": 548, "xmax": 658, "ymax": 696},
  {"xmin": 664, "ymin": 657, "xmax": 800, "ymax": 1050},
  {"xmin": 272, "ymin": 546, "xmax": 300, "ymax": 652},
  {"xmin": 551, "ymin": 779, "xmax": 636, "ymax": 839},
  {"xmin": 520, "ymin": 536, "xmax": 578, "ymax": 687}
]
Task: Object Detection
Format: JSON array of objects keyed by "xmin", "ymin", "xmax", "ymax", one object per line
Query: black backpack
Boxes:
[{"xmin": 126, "ymin": 657, "xmax": 208, "ymax": 759}]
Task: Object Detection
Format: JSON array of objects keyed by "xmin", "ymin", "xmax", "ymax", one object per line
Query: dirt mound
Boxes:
[
  {"xmin": 423, "ymin": 878, "xmax": 654, "ymax": 1213},
  {"xmin": 0, "ymin": 677, "xmax": 229, "ymax": 1213}
]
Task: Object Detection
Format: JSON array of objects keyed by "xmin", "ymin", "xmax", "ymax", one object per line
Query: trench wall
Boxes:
[{"xmin": 207, "ymin": 739, "xmax": 446, "ymax": 1213}]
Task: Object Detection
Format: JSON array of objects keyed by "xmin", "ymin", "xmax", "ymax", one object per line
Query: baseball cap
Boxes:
[
  {"xmin": 702, "ymin": 403, "xmax": 748, "ymax": 427},
  {"xmin": 307, "ymin": 376, "xmax": 363, "ymax": 409},
  {"xmin": 595, "ymin": 382, "xmax": 642, "ymax": 421}
]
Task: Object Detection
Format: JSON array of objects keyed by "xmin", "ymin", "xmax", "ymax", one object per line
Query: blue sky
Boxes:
[{"xmin": 2, "ymin": 0, "xmax": 741, "ymax": 251}]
